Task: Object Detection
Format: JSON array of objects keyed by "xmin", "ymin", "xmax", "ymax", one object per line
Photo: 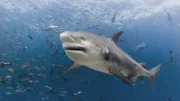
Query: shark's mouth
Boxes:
[{"xmin": 64, "ymin": 47, "xmax": 86, "ymax": 52}]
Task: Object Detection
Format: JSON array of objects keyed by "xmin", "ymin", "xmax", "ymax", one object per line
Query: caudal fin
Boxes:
[{"xmin": 148, "ymin": 64, "xmax": 162, "ymax": 88}]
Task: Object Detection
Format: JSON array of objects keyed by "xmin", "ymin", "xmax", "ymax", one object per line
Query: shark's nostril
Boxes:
[
  {"xmin": 59, "ymin": 32, "xmax": 76, "ymax": 43},
  {"xmin": 60, "ymin": 32, "xmax": 71, "ymax": 41},
  {"xmin": 60, "ymin": 33, "xmax": 67, "ymax": 38}
]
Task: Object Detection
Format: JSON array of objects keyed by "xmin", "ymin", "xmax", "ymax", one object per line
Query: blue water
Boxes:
[{"xmin": 0, "ymin": 0, "xmax": 180, "ymax": 101}]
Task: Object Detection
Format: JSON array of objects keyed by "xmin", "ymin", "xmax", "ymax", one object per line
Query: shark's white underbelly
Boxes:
[{"xmin": 87, "ymin": 62, "xmax": 112, "ymax": 74}]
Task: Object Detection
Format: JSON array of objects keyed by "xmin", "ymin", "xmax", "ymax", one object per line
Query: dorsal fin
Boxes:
[{"xmin": 111, "ymin": 31, "xmax": 123, "ymax": 44}]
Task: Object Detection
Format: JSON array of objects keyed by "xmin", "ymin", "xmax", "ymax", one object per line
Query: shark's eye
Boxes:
[{"xmin": 80, "ymin": 36, "xmax": 85, "ymax": 40}]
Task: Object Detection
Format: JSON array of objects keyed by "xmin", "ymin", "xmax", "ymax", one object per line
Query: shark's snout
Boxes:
[
  {"xmin": 60, "ymin": 32, "xmax": 67, "ymax": 39},
  {"xmin": 60, "ymin": 31, "xmax": 74, "ymax": 43},
  {"xmin": 60, "ymin": 31, "xmax": 87, "ymax": 53},
  {"xmin": 60, "ymin": 31, "xmax": 69, "ymax": 42}
]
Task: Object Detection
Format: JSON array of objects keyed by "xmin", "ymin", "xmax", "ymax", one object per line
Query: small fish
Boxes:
[
  {"xmin": 170, "ymin": 50, "xmax": 174, "ymax": 64},
  {"xmin": 52, "ymin": 48, "xmax": 59, "ymax": 56},
  {"xmin": 20, "ymin": 77, "xmax": 31, "ymax": 83},
  {"xmin": 22, "ymin": 46, "xmax": 28, "ymax": 51},
  {"xmin": 164, "ymin": 9, "xmax": 172, "ymax": 22},
  {"xmin": 136, "ymin": 43, "xmax": 147, "ymax": 51},
  {"xmin": 52, "ymin": 64, "xmax": 64, "ymax": 68},
  {"xmin": 73, "ymin": 91, "xmax": 82, "ymax": 96},
  {"xmin": 1, "ymin": 76, "xmax": 7, "ymax": 83},
  {"xmin": 20, "ymin": 64, "xmax": 31, "ymax": 70},
  {"xmin": 111, "ymin": 12, "xmax": 117, "ymax": 23},
  {"xmin": 3, "ymin": 61, "xmax": 11, "ymax": 65},
  {"xmin": 27, "ymin": 66, "xmax": 41, "ymax": 72},
  {"xmin": 33, "ymin": 80, "xmax": 40, "ymax": 84},
  {"xmin": 5, "ymin": 92, "xmax": 13, "ymax": 95},
  {"xmin": 28, "ymin": 35, "xmax": 33, "ymax": 40},
  {"xmin": 45, "ymin": 85, "xmax": 53, "ymax": 93},
  {"xmin": 28, "ymin": 73, "xmax": 35, "ymax": 76},
  {"xmin": 8, "ymin": 68, "xmax": 14, "ymax": 73},
  {"xmin": 75, "ymin": 28, "xmax": 80, "ymax": 31},
  {"xmin": 120, "ymin": 39, "xmax": 126, "ymax": 42},
  {"xmin": 0, "ymin": 61, "xmax": 11, "ymax": 67},
  {"xmin": 5, "ymin": 75, "xmax": 12, "ymax": 80},
  {"xmin": 57, "ymin": 91, "xmax": 67, "ymax": 98},
  {"xmin": 41, "ymin": 66, "xmax": 46, "ymax": 73},
  {"xmin": 86, "ymin": 24, "xmax": 100, "ymax": 30},
  {"xmin": 15, "ymin": 89, "xmax": 25, "ymax": 93},
  {"xmin": 45, "ymin": 25, "xmax": 59, "ymax": 30}
]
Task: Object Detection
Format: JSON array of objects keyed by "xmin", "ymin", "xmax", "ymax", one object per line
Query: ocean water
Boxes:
[{"xmin": 0, "ymin": 0, "xmax": 180, "ymax": 101}]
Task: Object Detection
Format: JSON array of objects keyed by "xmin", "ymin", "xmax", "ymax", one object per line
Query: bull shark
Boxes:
[{"xmin": 59, "ymin": 31, "xmax": 162, "ymax": 88}]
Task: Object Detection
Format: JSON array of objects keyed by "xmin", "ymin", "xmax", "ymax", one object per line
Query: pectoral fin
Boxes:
[{"xmin": 67, "ymin": 63, "xmax": 81, "ymax": 72}]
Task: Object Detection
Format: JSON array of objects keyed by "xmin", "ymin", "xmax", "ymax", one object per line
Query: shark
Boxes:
[{"xmin": 59, "ymin": 31, "xmax": 162, "ymax": 88}]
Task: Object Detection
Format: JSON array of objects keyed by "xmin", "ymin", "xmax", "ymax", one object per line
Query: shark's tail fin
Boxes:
[{"xmin": 148, "ymin": 63, "xmax": 162, "ymax": 88}]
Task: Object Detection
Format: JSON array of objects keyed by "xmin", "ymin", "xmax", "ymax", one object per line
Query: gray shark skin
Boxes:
[{"xmin": 59, "ymin": 31, "xmax": 162, "ymax": 88}]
